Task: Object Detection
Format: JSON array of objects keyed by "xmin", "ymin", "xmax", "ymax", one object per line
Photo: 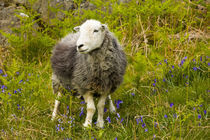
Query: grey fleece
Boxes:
[{"xmin": 51, "ymin": 31, "xmax": 127, "ymax": 96}]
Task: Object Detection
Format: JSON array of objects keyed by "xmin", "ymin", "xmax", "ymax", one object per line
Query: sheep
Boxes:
[{"xmin": 51, "ymin": 19, "xmax": 127, "ymax": 128}]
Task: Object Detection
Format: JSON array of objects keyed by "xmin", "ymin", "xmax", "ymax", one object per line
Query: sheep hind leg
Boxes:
[
  {"xmin": 83, "ymin": 93, "xmax": 95, "ymax": 127},
  {"xmin": 51, "ymin": 74, "xmax": 62, "ymax": 121},
  {"xmin": 96, "ymin": 94, "xmax": 107, "ymax": 128},
  {"xmin": 108, "ymin": 95, "xmax": 116, "ymax": 113},
  {"xmin": 51, "ymin": 91, "xmax": 62, "ymax": 121}
]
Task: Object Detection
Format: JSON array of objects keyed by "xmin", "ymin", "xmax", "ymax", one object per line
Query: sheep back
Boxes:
[{"xmin": 51, "ymin": 33, "xmax": 78, "ymax": 85}]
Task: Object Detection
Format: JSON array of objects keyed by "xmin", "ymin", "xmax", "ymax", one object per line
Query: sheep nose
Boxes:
[{"xmin": 77, "ymin": 44, "xmax": 84, "ymax": 49}]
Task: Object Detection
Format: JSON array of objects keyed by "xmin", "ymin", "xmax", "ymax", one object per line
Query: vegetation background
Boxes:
[{"xmin": 0, "ymin": 0, "xmax": 209, "ymax": 139}]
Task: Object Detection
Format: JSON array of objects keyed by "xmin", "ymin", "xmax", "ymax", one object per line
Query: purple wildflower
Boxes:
[
  {"xmin": 200, "ymin": 56, "xmax": 202, "ymax": 61},
  {"xmin": 131, "ymin": 93, "xmax": 135, "ymax": 96},
  {"xmin": 0, "ymin": 69, "xmax": 3, "ymax": 74},
  {"xmin": 1, "ymin": 85, "xmax": 6, "ymax": 89},
  {"xmin": 115, "ymin": 100, "xmax": 123, "ymax": 109},
  {"xmin": 154, "ymin": 122, "xmax": 158, "ymax": 127},
  {"xmin": 170, "ymin": 103, "xmax": 174, "ymax": 108},
  {"xmin": 19, "ymin": 80, "xmax": 23, "ymax": 83},
  {"xmin": 193, "ymin": 59, "xmax": 195, "ymax": 62},
  {"xmin": 154, "ymin": 79, "xmax": 157, "ymax": 83},
  {"xmin": 17, "ymin": 104, "xmax": 20, "ymax": 110},
  {"xmin": 180, "ymin": 60, "xmax": 184, "ymax": 66},
  {"xmin": 198, "ymin": 114, "xmax": 201, "ymax": 119},
  {"xmin": 56, "ymin": 124, "xmax": 60, "ymax": 131},
  {"xmin": 140, "ymin": 116, "xmax": 143, "ymax": 122},
  {"xmin": 104, "ymin": 107, "xmax": 107, "ymax": 113},
  {"xmin": 208, "ymin": 63, "xmax": 210, "ymax": 66},
  {"xmin": 17, "ymin": 89, "xmax": 21, "ymax": 93},
  {"xmin": 145, "ymin": 128, "xmax": 148, "ymax": 132},
  {"xmin": 163, "ymin": 78, "xmax": 166, "ymax": 82},
  {"xmin": 153, "ymin": 134, "xmax": 156, "ymax": 140},
  {"xmin": 58, "ymin": 118, "xmax": 62, "ymax": 123},
  {"xmin": 171, "ymin": 75, "xmax": 174, "ymax": 77},
  {"xmin": 184, "ymin": 56, "xmax": 187, "ymax": 60},
  {"xmin": 80, "ymin": 101, "xmax": 85, "ymax": 104},
  {"xmin": 152, "ymin": 83, "xmax": 156, "ymax": 87},
  {"xmin": 199, "ymin": 104, "xmax": 203, "ymax": 107},
  {"xmin": 142, "ymin": 123, "xmax": 146, "ymax": 128},
  {"xmin": 164, "ymin": 59, "xmax": 167, "ymax": 64},
  {"xmin": 172, "ymin": 65, "xmax": 174, "ymax": 69},
  {"xmin": 193, "ymin": 67, "xmax": 197, "ymax": 71},
  {"xmin": 120, "ymin": 118, "xmax": 124, "ymax": 123},
  {"xmin": 106, "ymin": 116, "xmax": 111, "ymax": 123},
  {"xmin": 164, "ymin": 114, "xmax": 168, "ymax": 118},
  {"xmin": 173, "ymin": 114, "xmax": 177, "ymax": 118},
  {"xmin": 79, "ymin": 107, "xmax": 84, "ymax": 117},
  {"xmin": 136, "ymin": 118, "xmax": 140, "ymax": 125},
  {"xmin": 14, "ymin": 90, "xmax": 17, "ymax": 94},
  {"xmin": 204, "ymin": 110, "xmax": 206, "ymax": 115},
  {"xmin": 16, "ymin": 72, "xmax": 19, "ymax": 75},
  {"xmin": 115, "ymin": 137, "xmax": 117, "ymax": 140},
  {"xmin": 8, "ymin": 92, "xmax": 11, "ymax": 96},
  {"xmin": 117, "ymin": 113, "xmax": 120, "ymax": 118},
  {"xmin": 2, "ymin": 74, "xmax": 7, "ymax": 77}
]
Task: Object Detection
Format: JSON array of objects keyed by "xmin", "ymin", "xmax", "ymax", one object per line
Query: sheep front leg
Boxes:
[
  {"xmin": 83, "ymin": 93, "xmax": 95, "ymax": 127},
  {"xmin": 97, "ymin": 94, "xmax": 108, "ymax": 128},
  {"xmin": 51, "ymin": 91, "xmax": 62, "ymax": 121}
]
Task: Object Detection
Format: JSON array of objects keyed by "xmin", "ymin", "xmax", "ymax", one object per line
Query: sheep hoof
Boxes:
[
  {"xmin": 83, "ymin": 122, "xmax": 92, "ymax": 128},
  {"xmin": 96, "ymin": 121, "xmax": 104, "ymax": 128}
]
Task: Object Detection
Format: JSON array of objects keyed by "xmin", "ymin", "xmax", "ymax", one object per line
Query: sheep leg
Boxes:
[
  {"xmin": 108, "ymin": 95, "xmax": 116, "ymax": 113},
  {"xmin": 83, "ymin": 93, "xmax": 95, "ymax": 127},
  {"xmin": 51, "ymin": 91, "xmax": 62, "ymax": 121},
  {"xmin": 96, "ymin": 94, "xmax": 107, "ymax": 128},
  {"xmin": 51, "ymin": 74, "xmax": 61, "ymax": 121}
]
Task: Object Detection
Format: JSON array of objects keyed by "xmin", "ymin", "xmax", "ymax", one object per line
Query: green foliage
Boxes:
[{"xmin": 0, "ymin": 0, "xmax": 209, "ymax": 139}]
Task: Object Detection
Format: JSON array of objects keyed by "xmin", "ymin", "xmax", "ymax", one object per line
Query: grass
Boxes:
[{"xmin": 0, "ymin": 0, "xmax": 209, "ymax": 139}]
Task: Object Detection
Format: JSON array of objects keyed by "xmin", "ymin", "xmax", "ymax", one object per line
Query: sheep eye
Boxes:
[{"xmin": 93, "ymin": 29, "xmax": 99, "ymax": 33}]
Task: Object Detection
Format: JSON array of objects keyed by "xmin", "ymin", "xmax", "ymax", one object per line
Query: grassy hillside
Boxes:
[{"xmin": 0, "ymin": 0, "xmax": 209, "ymax": 139}]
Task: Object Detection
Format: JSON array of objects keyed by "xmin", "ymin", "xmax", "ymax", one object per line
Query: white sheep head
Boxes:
[{"xmin": 74, "ymin": 19, "xmax": 107, "ymax": 54}]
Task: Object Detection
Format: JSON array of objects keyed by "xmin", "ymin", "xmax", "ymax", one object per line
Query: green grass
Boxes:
[{"xmin": 0, "ymin": 0, "xmax": 209, "ymax": 139}]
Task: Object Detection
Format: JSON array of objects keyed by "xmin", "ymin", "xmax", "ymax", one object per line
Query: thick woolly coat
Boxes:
[{"xmin": 51, "ymin": 30, "xmax": 127, "ymax": 96}]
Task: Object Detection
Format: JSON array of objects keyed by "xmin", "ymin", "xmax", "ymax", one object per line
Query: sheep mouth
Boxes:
[{"xmin": 78, "ymin": 49, "xmax": 88, "ymax": 53}]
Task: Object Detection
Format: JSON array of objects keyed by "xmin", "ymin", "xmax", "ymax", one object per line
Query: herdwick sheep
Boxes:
[{"xmin": 51, "ymin": 19, "xmax": 127, "ymax": 128}]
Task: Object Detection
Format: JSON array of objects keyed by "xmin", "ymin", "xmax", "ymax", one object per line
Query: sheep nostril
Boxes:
[{"xmin": 78, "ymin": 44, "xmax": 84, "ymax": 49}]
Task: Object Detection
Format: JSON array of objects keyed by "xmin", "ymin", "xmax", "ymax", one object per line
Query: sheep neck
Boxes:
[{"xmin": 87, "ymin": 31, "xmax": 110, "ymax": 64}]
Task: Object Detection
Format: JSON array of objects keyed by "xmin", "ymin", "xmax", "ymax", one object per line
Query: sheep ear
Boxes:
[
  {"xmin": 74, "ymin": 26, "xmax": 80, "ymax": 32},
  {"xmin": 101, "ymin": 24, "xmax": 107, "ymax": 31}
]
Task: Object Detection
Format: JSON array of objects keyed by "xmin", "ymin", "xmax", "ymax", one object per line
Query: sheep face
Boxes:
[{"xmin": 75, "ymin": 20, "xmax": 107, "ymax": 54}]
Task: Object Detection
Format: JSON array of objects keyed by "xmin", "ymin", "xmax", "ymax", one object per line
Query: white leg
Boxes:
[
  {"xmin": 96, "ymin": 94, "xmax": 107, "ymax": 128},
  {"xmin": 83, "ymin": 93, "xmax": 95, "ymax": 127},
  {"xmin": 108, "ymin": 95, "xmax": 116, "ymax": 113},
  {"xmin": 51, "ymin": 91, "xmax": 62, "ymax": 121}
]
